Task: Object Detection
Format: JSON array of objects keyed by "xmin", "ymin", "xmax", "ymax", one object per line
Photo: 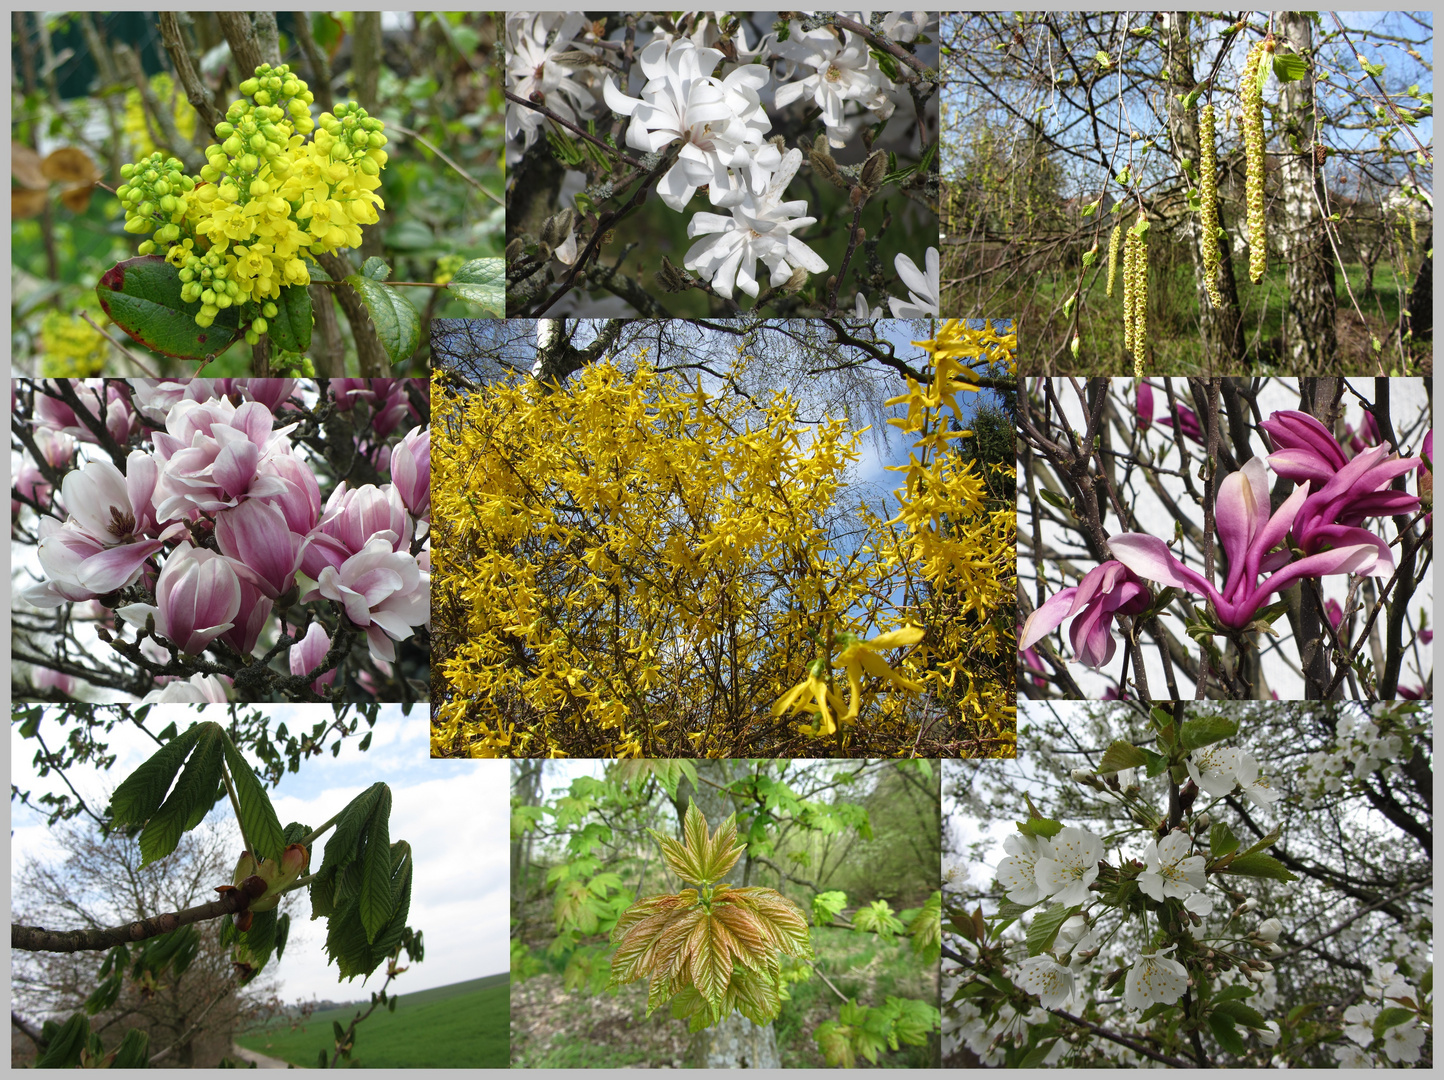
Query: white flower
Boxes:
[
  {"xmin": 506, "ymin": 14, "xmax": 597, "ymax": 149},
  {"xmin": 854, "ymin": 291, "xmax": 883, "ymax": 319},
  {"xmin": 1014, "ymin": 954, "xmax": 1075, "ymax": 1009},
  {"xmin": 1257, "ymin": 1020, "xmax": 1281, "ymax": 1047},
  {"xmin": 684, "ymin": 148, "xmax": 828, "ymax": 298},
  {"xmin": 1123, "ymin": 944, "xmax": 1190, "ymax": 1011},
  {"xmin": 1138, "ymin": 831, "xmax": 1206, "ymax": 901},
  {"xmin": 1184, "ymin": 892, "xmax": 1215, "ymax": 917},
  {"xmin": 1255, "ymin": 917, "xmax": 1283, "ymax": 943},
  {"xmin": 879, "ymin": 11, "xmax": 934, "ymax": 43},
  {"xmin": 1333, "ymin": 1043, "xmax": 1374, "ymax": 1068},
  {"xmin": 1034, "ymin": 825, "xmax": 1103, "ymax": 907},
  {"xmin": 141, "ymin": 673, "xmax": 231, "ymax": 703},
  {"xmin": 888, "ymin": 248, "xmax": 940, "ymax": 318},
  {"xmin": 602, "ymin": 38, "xmax": 778, "ymax": 211},
  {"xmin": 1235, "ymin": 750, "xmax": 1282, "ymax": 807},
  {"xmin": 1382, "ymin": 1017, "xmax": 1425, "ymax": 1063},
  {"xmin": 1186, "ymin": 744, "xmax": 1241, "ymax": 797},
  {"xmin": 996, "ymin": 832, "xmax": 1052, "ymax": 906},
  {"xmin": 1342, "ymin": 1002, "xmax": 1378, "ymax": 1046},
  {"xmin": 772, "ymin": 21, "xmax": 895, "ymax": 147}
]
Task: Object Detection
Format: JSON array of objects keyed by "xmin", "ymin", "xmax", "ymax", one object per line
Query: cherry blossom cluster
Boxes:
[
  {"xmin": 13, "ymin": 379, "xmax": 430, "ymax": 702},
  {"xmin": 1298, "ymin": 701, "xmax": 1421, "ymax": 808},
  {"xmin": 506, "ymin": 11, "xmax": 939, "ymax": 311}
]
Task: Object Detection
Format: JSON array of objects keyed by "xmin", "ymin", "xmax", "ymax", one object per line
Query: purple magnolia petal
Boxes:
[
  {"xmin": 1019, "ymin": 587, "xmax": 1079, "ymax": 651},
  {"xmin": 212, "ymin": 437, "xmax": 261, "ymax": 500},
  {"xmin": 1108, "ymin": 534, "xmax": 1221, "ymax": 603},
  {"xmin": 1215, "ymin": 459, "xmax": 1269, "ymax": 598},
  {"xmin": 1267, "ymin": 448, "xmax": 1339, "ymax": 485},
  {"xmin": 1261, "ymin": 411, "xmax": 1348, "ymax": 469},
  {"xmin": 75, "ymin": 538, "xmax": 166, "ymax": 593},
  {"xmin": 1241, "ymin": 542, "xmax": 1388, "ymax": 627}
]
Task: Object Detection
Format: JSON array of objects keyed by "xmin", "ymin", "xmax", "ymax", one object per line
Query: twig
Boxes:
[
  {"xmin": 148, "ymin": 974, "xmax": 239, "ymax": 1064},
  {"xmin": 156, "ymin": 12, "xmax": 222, "ymax": 134},
  {"xmin": 504, "ymin": 90, "xmax": 646, "ymax": 170},
  {"xmin": 79, "ymin": 311, "xmax": 159, "ymax": 377},
  {"xmin": 390, "ymin": 122, "xmax": 504, "ymax": 207},
  {"xmin": 831, "ymin": 16, "xmax": 930, "ymax": 83},
  {"xmin": 13, "ymin": 889, "xmax": 253, "ymax": 953}
]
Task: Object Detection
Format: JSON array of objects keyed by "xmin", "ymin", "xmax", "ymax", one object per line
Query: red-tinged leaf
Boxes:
[
  {"xmin": 654, "ymin": 832, "xmax": 704, "ymax": 884},
  {"xmin": 712, "ymin": 896, "xmax": 777, "ymax": 964},
  {"xmin": 700, "ymin": 813, "xmax": 746, "ymax": 882},
  {"xmin": 687, "ymin": 914, "xmax": 734, "ymax": 1006},
  {"xmin": 96, "ymin": 256, "xmax": 242, "ymax": 360},
  {"xmin": 730, "ymin": 964, "xmax": 782, "ymax": 1026}
]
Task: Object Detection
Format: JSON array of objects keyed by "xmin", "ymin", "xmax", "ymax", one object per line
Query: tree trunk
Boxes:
[
  {"xmin": 1276, "ymin": 12, "xmax": 1338, "ymax": 371},
  {"xmin": 1161, "ymin": 12, "xmax": 1245, "ymax": 367},
  {"xmin": 674, "ymin": 764, "xmax": 782, "ymax": 1070},
  {"xmin": 531, "ymin": 318, "xmax": 627, "ymax": 385},
  {"xmin": 1403, "ymin": 253, "xmax": 1431, "ymax": 343}
]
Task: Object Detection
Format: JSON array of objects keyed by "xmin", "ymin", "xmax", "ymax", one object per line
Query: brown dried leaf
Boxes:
[
  {"xmin": 12, "ymin": 188, "xmax": 48, "ymax": 219},
  {"xmin": 41, "ymin": 147, "xmax": 100, "ymax": 185},
  {"xmin": 12, "ymin": 142, "xmax": 46, "ymax": 189},
  {"xmin": 59, "ymin": 184, "xmax": 94, "ymax": 214}
]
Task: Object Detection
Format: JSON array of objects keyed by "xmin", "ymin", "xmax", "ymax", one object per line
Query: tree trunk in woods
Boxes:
[
  {"xmin": 673, "ymin": 765, "xmax": 782, "ymax": 1070},
  {"xmin": 1161, "ymin": 12, "xmax": 1245, "ymax": 367},
  {"xmin": 1276, "ymin": 12, "xmax": 1338, "ymax": 371},
  {"xmin": 1403, "ymin": 253, "xmax": 1431, "ymax": 345},
  {"xmin": 531, "ymin": 318, "xmax": 627, "ymax": 385}
]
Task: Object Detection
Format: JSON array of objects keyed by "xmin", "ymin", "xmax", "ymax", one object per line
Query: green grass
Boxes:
[{"xmin": 235, "ymin": 973, "xmax": 509, "ymax": 1068}]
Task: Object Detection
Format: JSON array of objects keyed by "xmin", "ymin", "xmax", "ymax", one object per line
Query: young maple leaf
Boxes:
[{"xmin": 609, "ymin": 805, "xmax": 814, "ymax": 1030}]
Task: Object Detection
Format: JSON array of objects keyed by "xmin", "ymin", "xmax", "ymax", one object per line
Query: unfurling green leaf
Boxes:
[{"xmin": 446, "ymin": 257, "xmax": 505, "ymax": 316}]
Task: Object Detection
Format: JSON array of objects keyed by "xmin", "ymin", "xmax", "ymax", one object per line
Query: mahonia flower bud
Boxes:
[
  {"xmin": 1241, "ymin": 42, "xmax": 1268, "ymax": 284},
  {"xmin": 1198, "ymin": 103, "xmax": 1225, "ymax": 309}
]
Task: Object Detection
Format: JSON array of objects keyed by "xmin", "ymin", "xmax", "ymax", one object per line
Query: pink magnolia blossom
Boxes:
[
  {"xmin": 117, "ymin": 543, "xmax": 244, "ymax": 654},
  {"xmin": 1136, "ymin": 382, "xmax": 1154, "ymax": 431},
  {"xmin": 306, "ymin": 537, "xmax": 429, "ymax": 663},
  {"xmin": 1158, "ymin": 400, "xmax": 1204, "ymax": 445},
  {"xmin": 1290, "ymin": 444, "xmax": 1420, "ymax": 559},
  {"xmin": 1110, "ymin": 458, "xmax": 1390, "ymax": 631},
  {"xmin": 141, "ymin": 673, "xmax": 232, "ymax": 703},
  {"xmin": 35, "ymin": 380, "xmax": 138, "ymax": 445},
  {"xmin": 391, "ymin": 426, "xmax": 431, "ymax": 520},
  {"xmin": 151, "ymin": 399, "xmax": 295, "ymax": 519},
  {"xmin": 1019, "ymin": 561, "xmax": 1150, "ymax": 669},
  {"xmin": 219, "ymin": 573, "xmax": 273, "ymax": 658},
  {"xmin": 289, "ymin": 622, "xmax": 338, "ymax": 694},
  {"xmin": 1325, "ymin": 598, "xmax": 1344, "ymax": 630},
  {"xmin": 214, "ymin": 498, "xmax": 307, "ymax": 599},
  {"xmin": 301, "ymin": 483, "xmax": 414, "ymax": 578}
]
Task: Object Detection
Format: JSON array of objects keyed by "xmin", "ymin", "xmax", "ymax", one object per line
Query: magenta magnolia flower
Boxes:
[
  {"xmin": 289, "ymin": 622, "xmax": 338, "ymax": 694},
  {"xmin": 214, "ymin": 498, "xmax": 307, "ymax": 599},
  {"xmin": 391, "ymin": 426, "xmax": 431, "ymax": 520},
  {"xmin": 1110, "ymin": 459, "xmax": 1390, "ymax": 631},
  {"xmin": 1137, "ymin": 382, "xmax": 1154, "ymax": 431},
  {"xmin": 1261, "ymin": 410, "xmax": 1350, "ymax": 484},
  {"xmin": 151, "ymin": 399, "xmax": 295, "ymax": 518},
  {"xmin": 1019, "ymin": 561, "xmax": 1151, "ymax": 668},
  {"xmin": 301, "ymin": 483, "xmax": 414, "ymax": 579},
  {"xmin": 117, "ymin": 543, "xmax": 244, "ymax": 654},
  {"xmin": 1289, "ymin": 444, "xmax": 1420, "ymax": 559},
  {"xmin": 1325, "ymin": 598, "xmax": 1344, "ymax": 630},
  {"xmin": 306, "ymin": 537, "xmax": 429, "ymax": 663}
]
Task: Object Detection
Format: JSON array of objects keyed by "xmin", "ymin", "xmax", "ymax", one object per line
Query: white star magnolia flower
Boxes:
[
  {"xmin": 1138, "ymin": 831, "xmax": 1206, "ymax": 901},
  {"xmin": 1034, "ymin": 825, "xmax": 1103, "ymax": 907},
  {"xmin": 1123, "ymin": 944, "xmax": 1190, "ymax": 1011},
  {"xmin": 507, "ymin": 13, "xmax": 597, "ymax": 149},
  {"xmin": 603, "ymin": 38, "xmax": 778, "ymax": 211},
  {"xmin": 1234, "ymin": 749, "xmax": 1282, "ymax": 807},
  {"xmin": 684, "ymin": 148, "xmax": 828, "ymax": 298},
  {"xmin": 996, "ymin": 832, "xmax": 1053, "ymax": 906},
  {"xmin": 1187, "ymin": 744, "xmax": 1241, "ymax": 798},
  {"xmin": 889, "ymin": 248, "xmax": 940, "ymax": 318},
  {"xmin": 1382, "ymin": 1018, "xmax": 1426, "ymax": 1063},
  {"xmin": 772, "ymin": 19, "xmax": 895, "ymax": 147},
  {"xmin": 854, "ymin": 291, "xmax": 883, "ymax": 319},
  {"xmin": 1014, "ymin": 954, "xmax": 1075, "ymax": 1009},
  {"xmin": 879, "ymin": 10, "xmax": 934, "ymax": 43}
]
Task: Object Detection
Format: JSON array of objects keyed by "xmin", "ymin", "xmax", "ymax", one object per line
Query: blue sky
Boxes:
[{"xmin": 11, "ymin": 705, "xmax": 509, "ymax": 1008}]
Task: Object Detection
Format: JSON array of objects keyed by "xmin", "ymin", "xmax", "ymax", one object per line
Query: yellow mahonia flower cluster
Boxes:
[
  {"xmin": 430, "ymin": 337, "xmax": 1015, "ymax": 759},
  {"xmin": 40, "ymin": 306, "xmax": 111, "ymax": 378},
  {"xmin": 116, "ymin": 64, "xmax": 387, "ymax": 342},
  {"xmin": 122, "ymin": 72, "xmax": 197, "ymax": 158}
]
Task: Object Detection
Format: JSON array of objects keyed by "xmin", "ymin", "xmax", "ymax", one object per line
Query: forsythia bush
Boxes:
[{"xmin": 431, "ymin": 321, "xmax": 1017, "ymax": 758}]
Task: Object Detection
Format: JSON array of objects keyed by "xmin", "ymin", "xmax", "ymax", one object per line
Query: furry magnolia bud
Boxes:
[
  {"xmin": 859, "ymin": 149, "xmax": 887, "ymax": 195},
  {"xmin": 1198, "ymin": 103, "xmax": 1225, "ymax": 309},
  {"xmin": 1241, "ymin": 41, "xmax": 1268, "ymax": 284}
]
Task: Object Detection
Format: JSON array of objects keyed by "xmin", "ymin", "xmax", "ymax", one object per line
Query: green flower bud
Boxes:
[
  {"xmin": 262, "ymin": 301, "xmax": 278, "ymax": 318},
  {"xmin": 252, "ymin": 317, "xmax": 268, "ymax": 335},
  {"xmin": 239, "ymin": 77, "xmax": 259, "ymax": 97}
]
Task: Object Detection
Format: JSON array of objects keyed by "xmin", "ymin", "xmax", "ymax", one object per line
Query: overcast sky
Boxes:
[{"xmin": 11, "ymin": 704, "xmax": 509, "ymax": 1010}]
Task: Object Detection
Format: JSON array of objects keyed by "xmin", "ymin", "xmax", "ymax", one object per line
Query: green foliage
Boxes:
[
  {"xmin": 447, "ymin": 257, "xmax": 505, "ymax": 316},
  {"xmin": 901, "ymin": 891, "xmax": 942, "ymax": 963},
  {"xmin": 813, "ymin": 890, "xmax": 849, "ymax": 926},
  {"xmin": 1025, "ymin": 902, "xmax": 1081, "ymax": 956},
  {"xmin": 1181, "ymin": 715, "xmax": 1239, "ymax": 750},
  {"xmin": 344, "ymin": 268, "xmax": 421, "ymax": 366},
  {"xmin": 851, "ymin": 899, "xmax": 905, "ymax": 940},
  {"xmin": 1099, "ymin": 740, "xmax": 1149, "ymax": 772},
  {"xmin": 1219, "ymin": 852, "xmax": 1298, "ymax": 883},
  {"xmin": 94, "ymin": 255, "xmax": 242, "ymax": 359},
  {"xmin": 814, "ymin": 996, "xmax": 941, "ymax": 1067},
  {"xmin": 266, "ymin": 284, "xmax": 314, "ymax": 353},
  {"xmin": 221, "ymin": 737, "xmax": 284, "ymax": 864}
]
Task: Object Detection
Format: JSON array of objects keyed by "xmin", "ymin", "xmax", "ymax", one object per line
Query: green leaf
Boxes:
[
  {"xmin": 384, "ymin": 220, "xmax": 436, "ymax": 251},
  {"xmin": 1095, "ymin": 50, "xmax": 1112, "ymax": 67},
  {"xmin": 344, "ymin": 273, "xmax": 420, "ymax": 366},
  {"xmin": 813, "ymin": 890, "xmax": 848, "ymax": 926},
  {"xmin": 906, "ymin": 892, "xmax": 942, "ymax": 963},
  {"xmin": 221, "ymin": 736, "xmax": 284, "ymax": 864},
  {"xmin": 1181, "ymin": 715, "xmax": 1238, "ymax": 750},
  {"xmin": 35, "ymin": 1013, "xmax": 90, "ymax": 1068},
  {"xmin": 1209, "ymin": 821, "xmax": 1240, "ymax": 859},
  {"xmin": 108, "ymin": 723, "xmax": 204, "ymax": 827},
  {"xmin": 1374, "ymin": 1006, "xmax": 1417, "ymax": 1039},
  {"xmin": 110, "ymin": 1027, "xmax": 151, "ymax": 1068},
  {"xmin": 1025, "ymin": 903, "xmax": 1080, "ymax": 956},
  {"xmin": 446, "ymin": 257, "xmax": 505, "ymax": 316},
  {"xmin": 1208, "ymin": 1011, "xmax": 1245, "ymax": 1056},
  {"xmin": 1214, "ymin": 999, "xmax": 1269, "ymax": 1029},
  {"xmin": 1099, "ymin": 740, "xmax": 1149, "ymax": 773},
  {"xmin": 358, "ymin": 786, "xmax": 394, "ymax": 944},
  {"xmin": 1017, "ymin": 816, "xmax": 1064, "ymax": 839},
  {"xmin": 1214, "ymin": 983, "xmax": 1255, "ymax": 1004},
  {"xmin": 1140, "ymin": 747, "xmax": 1170, "ymax": 778},
  {"xmin": 1220, "ymin": 852, "xmax": 1298, "ymax": 883},
  {"xmin": 267, "ymin": 284, "xmax": 313, "ymax": 354},
  {"xmin": 360, "ymin": 256, "xmax": 392, "ymax": 282},
  {"xmin": 1273, "ymin": 53, "xmax": 1309, "ymax": 82},
  {"xmin": 138, "ymin": 724, "xmax": 225, "ymax": 865},
  {"xmin": 95, "ymin": 256, "xmax": 242, "ymax": 359}
]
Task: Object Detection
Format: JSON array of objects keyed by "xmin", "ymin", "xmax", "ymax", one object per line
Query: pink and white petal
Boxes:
[
  {"xmin": 1019, "ymin": 587, "xmax": 1079, "ymax": 651},
  {"xmin": 75, "ymin": 538, "xmax": 166, "ymax": 593}
]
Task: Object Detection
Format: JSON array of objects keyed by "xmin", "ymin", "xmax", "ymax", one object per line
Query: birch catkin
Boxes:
[
  {"xmin": 1121, "ymin": 229, "xmax": 1135, "ymax": 354},
  {"xmin": 1198, "ymin": 103, "xmax": 1224, "ymax": 308},
  {"xmin": 1133, "ymin": 224, "xmax": 1148, "ymax": 376},
  {"xmin": 1241, "ymin": 42, "xmax": 1268, "ymax": 284},
  {"xmin": 1107, "ymin": 222, "xmax": 1122, "ymax": 298}
]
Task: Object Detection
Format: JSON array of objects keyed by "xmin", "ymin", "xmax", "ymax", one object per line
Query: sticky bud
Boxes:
[{"xmin": 1071, "ymin": 333, "xmax": 1080, "ymax": 360}]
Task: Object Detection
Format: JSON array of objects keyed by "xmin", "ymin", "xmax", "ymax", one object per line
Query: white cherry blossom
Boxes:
[
  {"xmin": 1235, "ymin": 749, "xmax": 1282, "ymax": 807},
  {"xmin": 1123, "ymin": 944, "xmax": 1189, "ymax": 1011},
  {"xmin": 1034, "ymin": 825, "xmax": 1103, "ymax": 907},
  {"xmin": 1382, "ymin": 1017, "xmax": 1426, "ymax": 1063},
  {"xmin": 1186, "ymin": 744, "xmax": 1241, "ymax": 797},
  {"xmin": 996, "ymin": 832, "xmax": 1053, "ymax": 906},
  {"xmin": 1342, "ymin": 1002, "xmax": 1378, "ymax": 1046},
  {"xmin": 684, "ymin": 148, "xmax": 828, "ymax": 299},
  {"xmin": 888, "ymin": 248, "xmax": 940, "ymax": 318},
  {"xmin": 1138, "ymin": 831, "xmax": 1206, "ymax": 901},
  {"xmin": 1014, "ymin": 954, "xmax": 1076, "ymax": 1009}
]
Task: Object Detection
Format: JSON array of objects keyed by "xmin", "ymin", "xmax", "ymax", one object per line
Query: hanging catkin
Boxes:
[
  {"xmin": 1198, "ymin": 103, "xmax": 1225, "ymax": 308},
  {"xmin": 1241, "ymin": 42, "xmax": 1268, "ymax": 284},
  {"xmin": 1107, "ymin": 222, "xmax": 1122, "ymax": 298},
  {"xmin": 1121, "ymin": 229, "xmax": 1135, "ymax": 354},
  {"xmin": 1133, "ymin": 223, "xmax": 1148, "ymax": 376}
]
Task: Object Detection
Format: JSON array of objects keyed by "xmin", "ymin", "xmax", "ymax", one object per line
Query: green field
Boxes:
[{"xmin": 236, "ymin": 973, "xmax": 509, "ymax": 1068}]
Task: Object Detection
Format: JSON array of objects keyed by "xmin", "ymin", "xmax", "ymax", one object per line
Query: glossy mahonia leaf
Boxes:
[
  {"xmin": 609, "ymin": 807, "xmax": 813, "ymax": 1030},
  {"xmin": 96, "ymin": 255, "xmax": 242, "ymax": 359},
  {"xmin": 343, "ymin": 272, "xmax": 420, "ymax": 366},
  {"xmin": 446, "ymin": 256, "xmax": 504, "ymax": 316}
]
